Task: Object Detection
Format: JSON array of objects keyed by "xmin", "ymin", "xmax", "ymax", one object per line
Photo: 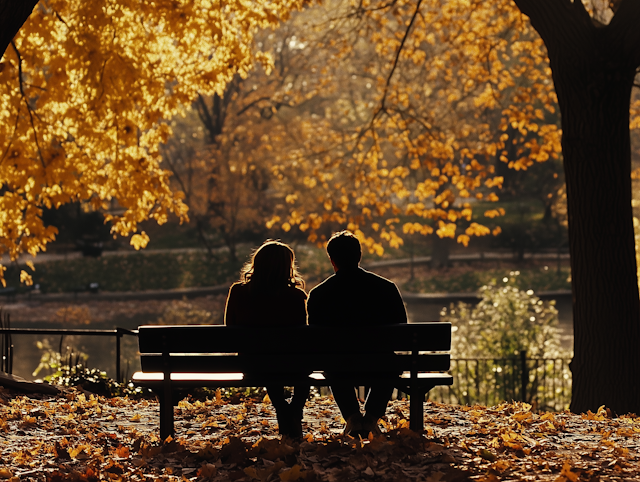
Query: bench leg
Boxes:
[
  {"xmin": 409, "ymin": 389, "xmax": 425, "ymax": 432},
  {"xmin": 160, "ymin": 386, "xmax": 175, "ymax": 440},
  {"xmin": 408, "ymin": 383, "xmax": 437, "ymax": 432}
]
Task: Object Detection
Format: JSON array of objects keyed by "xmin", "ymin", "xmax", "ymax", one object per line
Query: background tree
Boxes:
[
  {"xmin": 259, "ymin": 0, "xmax": 562, "ymax": 260},
  {"xmin": 163, "ymin": 8, "xmax": 360, "ymax": 258},
  {"xmin": 509, "ymin": 0, "xmax": 640, "ymax": 415}
]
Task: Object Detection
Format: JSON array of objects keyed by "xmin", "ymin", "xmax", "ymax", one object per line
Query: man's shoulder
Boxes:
[
  {"xmin": 358, "ymin": 268, "xmax": 400, "ymax": 290},
  {"xmin": 359, "ymin": 268, "xmax": 394, "ymax": 283},
  {"xmin": 308, "ymin": 274, "xmax": 337, "ymax": 297}
]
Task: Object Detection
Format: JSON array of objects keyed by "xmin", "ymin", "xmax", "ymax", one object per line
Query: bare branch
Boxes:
[
  {"xmin": 348, "ymin": 0, "xmax": 424, "ymax": 156},
  {"xmin": 12, "ymin": 40, "xmax": 45, "ymax": 169},
  {"xmin": 161, "ymin": 148, "xmax": 189, "ymax": 204},
  {"xmin": 379, "ymin": 0, "xmax": 423, "ymax": 110},
  {"xmin": 0, "ymin": 112, "xmax": 20, "ymax": 166},
  {"xmin": 235, "ymin": 96, "xmax": 273, "ymax": 117}
]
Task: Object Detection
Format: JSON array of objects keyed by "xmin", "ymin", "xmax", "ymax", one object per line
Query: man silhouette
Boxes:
[{"xmin": 307, "ymin": 231, "xmax": 408, "ymax": 436}]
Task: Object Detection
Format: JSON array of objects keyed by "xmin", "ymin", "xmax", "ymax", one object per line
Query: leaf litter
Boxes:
[{"xmin": 0, "ymin": 387, "xmax": 639, "ymax": 481}]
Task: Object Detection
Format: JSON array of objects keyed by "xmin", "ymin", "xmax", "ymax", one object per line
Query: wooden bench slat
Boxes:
[
  {"xmin": 137, "ymin": 323, "xmax": 452, "ymax": 353},
  {"xmin": 132, "ymin": 371, "xmax": 454, "ymax": 388},
  {"xmin": 132, "ymin": 372, "xmax": 244, "ymax": 382},
  {"xmin": 139, "ymin": 353, "xmax": 451, "ymax": 373}
]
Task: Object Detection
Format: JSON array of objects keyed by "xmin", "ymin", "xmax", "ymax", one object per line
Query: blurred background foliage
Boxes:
[{"xmin": 438, "ymin": 274, "xmax": 570, "ymax": 409}]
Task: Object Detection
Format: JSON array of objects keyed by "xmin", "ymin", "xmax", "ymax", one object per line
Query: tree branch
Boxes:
[
  {"xmin": 161, "ymin": 147, "xmax": 190, "ymax": 206},
  {"xmin": 510, "ymin": 0, "xmax": 594, "ymax": 60},
  {"xmin": 195, "ymin": 95, "xmax": 217, "ymax": 144},
  {"xmin": 0, "ymin": 111, "xmax": 19, "ymax": 166},
  {"xmin": 235, "ymin": 96, "xmax": 273, "ymax": 117},
  {"xmin": 349, "ymin": 0, "xmax": 424, "ymax": 153},
  {"xmin": 379, "ymin": 0, "xmax": 423, "ymax": 110},
  {"xmin": 608, "ymin": 0, "xmax": 640, "ymax": 68},
  {"xmin": 12, "ymin": 40, "xmax": 45, "ymax": 169}
]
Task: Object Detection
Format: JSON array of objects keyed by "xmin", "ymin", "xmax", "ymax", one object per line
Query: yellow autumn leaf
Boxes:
[
  {"xmin": 20, "ymin": 270, "xmax": 33, "ymax": 286},
  {"xmin": 130, "ymin": 232, "xmax": 150, "ymax": 251}
]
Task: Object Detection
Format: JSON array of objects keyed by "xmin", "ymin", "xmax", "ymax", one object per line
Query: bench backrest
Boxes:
[{"xmin": 138, "ymin": 323, "xmax": 451, "ymax": 375}]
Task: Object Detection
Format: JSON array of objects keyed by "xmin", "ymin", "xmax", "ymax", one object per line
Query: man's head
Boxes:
[{"xmin": 326, "ymin": 231, "xmax": 361, "ymax": 271}]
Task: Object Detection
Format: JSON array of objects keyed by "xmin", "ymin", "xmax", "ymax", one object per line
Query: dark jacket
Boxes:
[
  {"xmin": 307, "ymin": 266, "xmax": 407, "ymax": 326},
  {"xmin": 224, "ymin": 282, "xmax": 308, "ymax": 327}
]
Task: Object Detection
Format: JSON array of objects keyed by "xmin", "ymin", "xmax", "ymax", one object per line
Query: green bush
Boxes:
[
  {"xmin": 33, "ymin": 341, "xmax": 153, "ymax": 398},
  {"xmin": 436, "ymin": 273, "xmax": 571, "ymax": 410}
]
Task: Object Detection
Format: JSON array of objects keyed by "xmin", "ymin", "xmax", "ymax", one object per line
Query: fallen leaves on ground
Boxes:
[{"xmin": 0, "ymin": 387, "xmax": 638, "ymax": 481}]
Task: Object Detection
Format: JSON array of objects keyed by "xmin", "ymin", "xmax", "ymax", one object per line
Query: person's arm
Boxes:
[
  {"xmin": 295, "ymin": 289, "xmax": 308, "ymax": 326},
  {"xmin": 224, "ymin": 284, "xmax": 238, "ymax": 326},
  {"xmin": 306, "ymin": 289, "xmax": 324, "ymax": 325},
  {"xmin": 390, "ymin": 283, "xmax": 408, "ymax": 324}
]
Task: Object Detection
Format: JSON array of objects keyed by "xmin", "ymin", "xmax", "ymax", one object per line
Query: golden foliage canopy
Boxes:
[
  {"xmin": 0, "ymin": 0, "xmax": 305, "ymax": 269},
  {"xmin": 262, "ymin": 0, "xmax": 562, "ymax": 254}
]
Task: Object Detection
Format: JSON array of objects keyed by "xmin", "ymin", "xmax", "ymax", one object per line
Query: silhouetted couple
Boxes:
[{"xmin": 224, "ymin": 231, "xmax": 407, "ymax": 438}]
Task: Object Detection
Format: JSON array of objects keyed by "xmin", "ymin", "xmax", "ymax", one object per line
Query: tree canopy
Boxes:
[
  {"xmin": 161, "ymin": 0, "xmax": 565, "ymax": 257},
  {"xmin": 0, "ymin": 0, "xmax": 304, "ymax": 278}
]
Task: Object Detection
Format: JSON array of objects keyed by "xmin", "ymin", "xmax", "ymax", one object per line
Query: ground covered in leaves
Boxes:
[{"xmin": 0, "ymin": 388, "xmax": 638, "ymax": 481}]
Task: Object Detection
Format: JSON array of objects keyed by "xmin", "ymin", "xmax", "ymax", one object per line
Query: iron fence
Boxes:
[
  {"xmin": 428, "ymin": 352, "xmax": 572, "ymax": 411},
  {"xmin": 0, "ymin": 321, "xmax": 138, "ymax": 382},
  {"xmin": 1, "ymin": 317, "xmax": 572, "ymax": 409}
]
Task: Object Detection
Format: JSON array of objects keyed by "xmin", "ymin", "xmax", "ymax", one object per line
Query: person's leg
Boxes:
[
  {"xmin": 363, "ymin": 384, "xmax": 394, "ymax": 421},
  {"xmin": 290, "ymin": 385, "xmax": 310, "ymax": 411},
  {"xmin": 266, "ymin": 385, "xmax": 292, "ymax": 436},
  {"xmin": 330, "ymin": 383, "xmax": 363, "ymax": 436},
  {"xmin": 266, "ymin": 385, "xmax": 288, "ymax": 409},
  {"xmin": 330, "ymin": 384, "xmax": 362, "ymax": 421},
  {"xmin": 287, "ymin": 385, "xmax": 310, "ymax": 438}
]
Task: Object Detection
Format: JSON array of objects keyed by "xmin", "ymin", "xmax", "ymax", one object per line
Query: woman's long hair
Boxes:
[{"xmin": 240, "ymin": 241, "xmax": 304, "ymax": 292}]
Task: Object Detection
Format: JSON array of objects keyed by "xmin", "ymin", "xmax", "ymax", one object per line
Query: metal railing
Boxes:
[
  {"xmin": 429, "ymin": 351, "xmax": 572, "ymax": 411},
  {"xmin": 0, "ymin": 324, "xmax": 138, "ymax": 382}
]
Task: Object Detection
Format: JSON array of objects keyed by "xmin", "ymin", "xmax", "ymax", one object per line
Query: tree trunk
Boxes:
[
  {"xmin": 559, "ymin": 65, "xmax": 640, "ymax": 415},
  {"xmin": 513, "ymin": 0, "xmax": 640, "ymax": 414},
  {"xmin": 0, "ymin": 0, "xmax": 39, "ymax": 58}
]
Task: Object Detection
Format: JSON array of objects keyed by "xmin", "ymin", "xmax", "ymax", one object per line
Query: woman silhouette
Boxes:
[{"xmin": 224, "ymin": 240, "xmax": 309, "ymax": 438}]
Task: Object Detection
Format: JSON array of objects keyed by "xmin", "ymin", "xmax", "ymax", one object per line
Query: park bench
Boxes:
[{"xmin": 132, "ymin": 323, "xmax": 453, "ymax": 439}]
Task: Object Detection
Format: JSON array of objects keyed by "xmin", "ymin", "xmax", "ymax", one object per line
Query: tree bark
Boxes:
[
  {"xmin": 0, "ymin": 0, "xmax": 39, "ymax": 58},
  {"xmin": 513, "ymin": 0, "xmax": 640, "ymax": 414}
]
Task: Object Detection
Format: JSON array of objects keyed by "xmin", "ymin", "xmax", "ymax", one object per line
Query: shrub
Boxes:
[
  {"xmin": 438, "ymin": 272, "xmax": 571, "ymax": 409},
  {"xmin": 33, "ymin": 340, "xmax": 153, "ymax": 398}
]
